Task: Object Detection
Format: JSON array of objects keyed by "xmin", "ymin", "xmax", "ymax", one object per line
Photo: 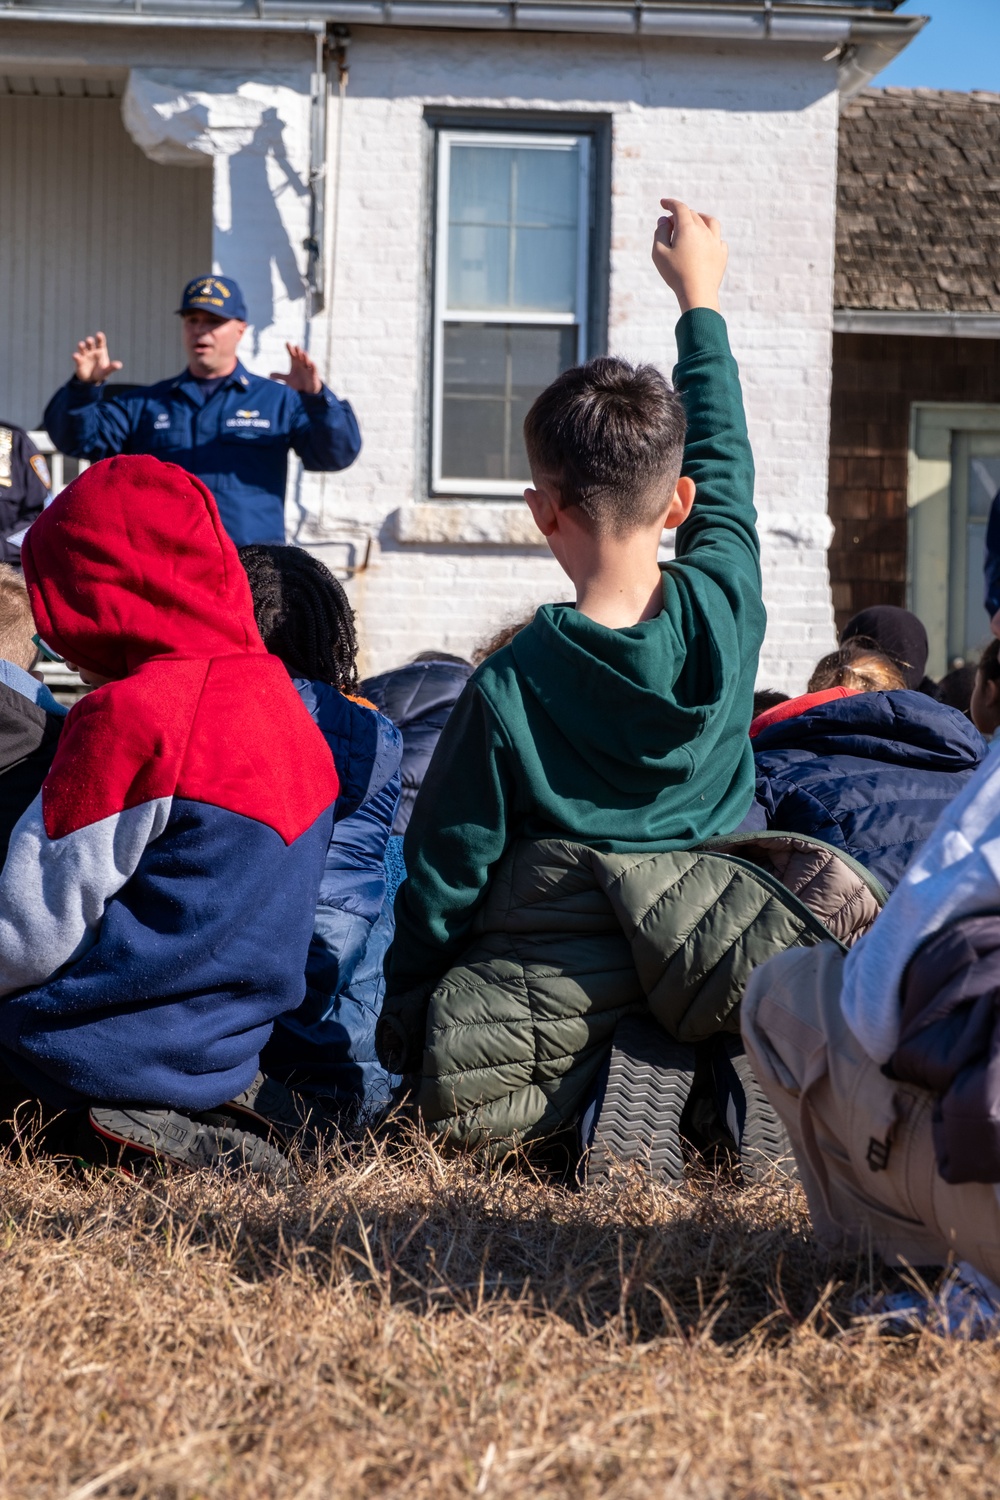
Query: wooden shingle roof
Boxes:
[{"xmin": 837, "ymin": 88, "xmax": 1000, "ymax": 313}]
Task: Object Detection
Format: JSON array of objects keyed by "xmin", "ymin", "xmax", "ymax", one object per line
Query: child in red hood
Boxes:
[{"xmin": 0, "ymin": 455, "xmax": 338, "ymax": 1174}]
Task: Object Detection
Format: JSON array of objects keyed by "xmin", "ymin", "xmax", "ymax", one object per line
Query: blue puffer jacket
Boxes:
[
  {"xmin": 261, "ymin": 678, "xmax": 403, "ymax": 1119},
  {"xmin": 361, "ymin": 657, "xmax": 472, "ymax": 834},
  {"xmin": 753, "ymin": 690, "xmax": 987, "ymax": 892}
]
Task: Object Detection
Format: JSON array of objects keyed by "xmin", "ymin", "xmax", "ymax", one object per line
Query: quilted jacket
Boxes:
[
  {"xmin": 753, "ymin": 689, "xmax": 986, "ymax": 891},
  {"xmin": 262, "ymin": 678, "xmax": 402, "ymax": 1119},
  {"xmin": 376, "ymin": 831, "xmax": 884, "ymax": 1153},
  {"xmin": 360, "ymin": 658, "xmax": 472, "ymax": 834}
]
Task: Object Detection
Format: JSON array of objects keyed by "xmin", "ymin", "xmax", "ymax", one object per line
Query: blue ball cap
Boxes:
[{"xmin": 176, "ymin": 275, "xmax": 247, "ymax": 322}]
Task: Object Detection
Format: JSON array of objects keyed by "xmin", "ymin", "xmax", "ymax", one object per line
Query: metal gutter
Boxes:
[
  {"xmin": 0, "ymin": 2, "xmax": 921, "ymax": 39},
  {"xmin": 0, "ymin": 1, "xmax": 926, "ymax": 92},
  {"xmin": 0, "ymin": 8, "xmax": 326, "ymax": 31},
  {"xmin": 835, "ymin": 309, "xmax": 1000, "ymax": 340}
]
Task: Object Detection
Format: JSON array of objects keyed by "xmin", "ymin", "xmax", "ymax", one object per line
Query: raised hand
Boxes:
[
  {"xmin": 269, "ymin": 343, "xmax": 322, "ymax": 396},
  {"xmin": 651, "ymin": 199, "xmax": 729, "ymax": 314},
  {"xmin": 72, "ymin": 332, "xmax": 123, "ymax": 385}
]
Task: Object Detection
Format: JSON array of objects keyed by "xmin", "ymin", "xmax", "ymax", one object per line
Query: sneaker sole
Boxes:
[
  {"xmin": 88, "ymin": 1106, "xmax": 299, "ymax": 1186},
  {"xmin": 584, "ymin": 1014, "xmax": 696, "ymax": 1186},
  {"xmin": 722, "ymin": 1039, "xmax": 798, "ymax": 1184}
]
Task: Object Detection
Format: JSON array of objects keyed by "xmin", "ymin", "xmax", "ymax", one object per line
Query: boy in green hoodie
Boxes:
[{"xmin": 378, "ymin": 201, "xmax": 766, "ymax": 1150}]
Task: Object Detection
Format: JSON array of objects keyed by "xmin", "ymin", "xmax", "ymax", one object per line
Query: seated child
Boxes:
[
  {"xmin": 0, "ymin": 456, "xmax": 338, "ymax": 1176},
  {"xmin": 239, "ymin": 544, "xmax": 402, "ymax": 1123},
  {"xmin": 970, "ymin": 638, "xmax": 1000, "ymax": 742},
  {"xmin": 361, "ymin": 651, "xmax": 471, "ymax": 836},
  {"xmin": 378, "ymin": 201, "xmax": 774, "ymax": 1166},
  {"xmin": 0, "ymin": 562, "xmax": 66, "ymax": 863},
  {"xmin": 751, "ymin": 641, "xmax": 986, "ymax": 892},
  {"xmin": 742, "ymin": 738, "xmax": 1000, "ymax": 1326}
]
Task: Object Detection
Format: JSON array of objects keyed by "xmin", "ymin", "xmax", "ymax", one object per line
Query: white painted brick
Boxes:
[{"xmin": 291, "ymin": 29, "xmax": 841, "ymax": 692}]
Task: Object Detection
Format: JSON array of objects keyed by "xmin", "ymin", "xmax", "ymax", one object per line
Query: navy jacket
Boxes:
[
  {"xmin": 361, "ymin": 657, "xmax": 472, "ymax": 834},
  {"xmin": 262, "ymin": 678, "xmax": 402, "ymax": 1118},
  {"xmin": 43, "ymin": 363, "xmax": 361, "ymax": 547},
  {"xmin": 986, "ymin": 489, "xmax": 1000, "ymax": 619},
  {"xmin": 0, "ymin": 423, "xmax": 50, "ymax": 561},
  {"xmin": 753, "ymin": 690, "xmax": 987, "ymax": 892}
]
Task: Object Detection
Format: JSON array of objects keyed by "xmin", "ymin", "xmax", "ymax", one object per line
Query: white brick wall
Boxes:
[{"xmin": 295, "ymin": 29, "xmax": 842, "ymax": 690}]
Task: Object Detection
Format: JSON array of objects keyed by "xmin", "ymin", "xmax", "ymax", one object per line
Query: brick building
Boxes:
[
  {"xmin": 0, "ymin": 2, "xmax": 924, "ymax": 689},
  {"xmin": 830, "ymin": 88, "xmax": 1000, "ymax": 677}
]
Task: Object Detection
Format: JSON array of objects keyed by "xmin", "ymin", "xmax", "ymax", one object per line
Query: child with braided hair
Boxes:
[{"xmin": 240, "ymin": 544, "xmax": 403, "ymax": 1121}]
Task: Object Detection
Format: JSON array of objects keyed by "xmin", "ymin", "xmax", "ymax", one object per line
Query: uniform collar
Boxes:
[{"xmin": 171, "ymin": 361, "xmax": 252, "ymax": 396}]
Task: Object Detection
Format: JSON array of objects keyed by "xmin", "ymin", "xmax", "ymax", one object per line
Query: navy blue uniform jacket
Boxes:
[
  {"xmin": 985, "ymin": 488, "xmax": 1000, "ymax": 620},
  {"xmin": 43, "ymin": 363, "xmax": 361, "ymax": 547},
  {"xmin": 753, "ymin": 689, "xmax": 987, "ymax": 893}
]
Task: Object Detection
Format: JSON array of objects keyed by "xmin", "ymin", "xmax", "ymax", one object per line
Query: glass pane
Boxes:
[
  {"xmin": 966, "ymin": 517, "xmax": 990, "ymax": 660},
  {"xmin": 513, "ymin": 226, "xmax": 578, "ymax": 314},
  {"xmin": 448, "ymin": 222, "xmax": 509, "ymax": 310},
  {"xmin": 963, "ymin": 453, "xmax": 1000, "ymax": 656},
  {"xmin": 446, "ymin": 141, "xmax": 581, "ymax": 313},
  {"xmin": 441, "ymin": 322, "xmax": 578, "ymax": 483},
  {"xmin": 969, "ymin": 454, "xmax": 1000, "ymax": 519}
]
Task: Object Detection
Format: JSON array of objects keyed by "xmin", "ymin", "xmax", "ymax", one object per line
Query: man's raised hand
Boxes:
[
  {"xmin": 73, "ymin": 332, "xmax": 123, "ymax": 385},
  {"xmin": 651, "ymin": 199, "xmax": 728, "ymax": 314},
  {"xmin": 269, "ymin": 343, "xmax": 322, "ymax": 396}
]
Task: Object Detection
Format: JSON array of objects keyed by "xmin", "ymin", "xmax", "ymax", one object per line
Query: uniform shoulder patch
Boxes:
[{"xmin": 29, "ymin": 453, "xmax": 51, "ymax": 489}]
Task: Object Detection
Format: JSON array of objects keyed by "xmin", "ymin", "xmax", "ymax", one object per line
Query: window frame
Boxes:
[
  {"xmin": 431, "ymin": 127, "xmax": 593, "ymax": 498},
  {"xmin": 907, "ymin": 402, "xmax": 1000, "ymax": 677}
]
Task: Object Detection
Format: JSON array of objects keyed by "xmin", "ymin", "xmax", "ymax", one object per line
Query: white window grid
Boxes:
[{"xmin": 432, "ymin": 129, "xmax": 591, "ymax": 498}]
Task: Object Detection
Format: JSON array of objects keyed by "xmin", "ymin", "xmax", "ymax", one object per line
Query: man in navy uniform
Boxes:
[
  {"xmin": 44, "ymin": 275, "xmax": 360, "ymax": 547},
  {"xmin": 0, "ymin": 424, "xmax": 51, "ymax": 563}
]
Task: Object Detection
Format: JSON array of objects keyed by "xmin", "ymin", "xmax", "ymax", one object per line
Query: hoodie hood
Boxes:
[
  {"xmin": 510, "ymin": 590, "xmax": 736, "ymax": 798},
  {"xmin": 752, "ymin": 689, "xmax": 986, "ymax": 774},
  {"xmin": 21, "ymin": 455, "xmax": 337, "ymax": 845},
  {"xmin": 21, "ymin": 455, "xmax": 263, "ymax": 681}
]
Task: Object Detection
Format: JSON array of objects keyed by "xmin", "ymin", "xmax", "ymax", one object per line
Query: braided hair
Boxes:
[{"xmin": 239, "ymin": 544, "xmax": 359, "ymax": 694}]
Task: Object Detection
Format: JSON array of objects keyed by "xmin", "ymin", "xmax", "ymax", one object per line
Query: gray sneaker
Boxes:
[{"xmin": 581, "ymin": 1014, "xmax": 696, "ymax": 1187}]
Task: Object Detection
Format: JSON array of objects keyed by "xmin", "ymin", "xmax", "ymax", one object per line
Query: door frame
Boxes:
[{"xmin": 908, "ymin": 402, "xmax": 1000, "ymax": 678}]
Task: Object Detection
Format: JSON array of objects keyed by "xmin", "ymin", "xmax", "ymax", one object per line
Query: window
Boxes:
[
  {"xmin": 432, "ymin": 130, "xmax": 592, "ymax": 496},
  {"xmin": 908, "ymin": 404, "xmax": 1000, "ymax": 675}
]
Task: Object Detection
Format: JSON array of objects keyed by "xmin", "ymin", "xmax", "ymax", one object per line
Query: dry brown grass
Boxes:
[{"xmin": 0, "ymin": 1128, "xmax": 998, "ymax": 1498}]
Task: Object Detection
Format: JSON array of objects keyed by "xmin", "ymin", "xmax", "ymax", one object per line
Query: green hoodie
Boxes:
[{"xmin": 389, "ymin": 307, "xmax": 765, "ymax": 993}]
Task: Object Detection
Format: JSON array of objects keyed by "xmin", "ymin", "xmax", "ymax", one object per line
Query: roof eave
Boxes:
[{"xmin": 0, "ymin": 1, "xmax": 928, "ymax": 92}]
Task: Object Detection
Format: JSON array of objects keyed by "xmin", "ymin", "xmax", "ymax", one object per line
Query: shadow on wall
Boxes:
[{"xmin": 221, "ymin": 108, "xmax": 308, "ymax": 353}]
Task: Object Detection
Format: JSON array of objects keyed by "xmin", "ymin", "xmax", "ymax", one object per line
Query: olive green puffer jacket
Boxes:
[{"xmin": 377, "ymin": 832, "xmax": 884, "ymax": 1153}]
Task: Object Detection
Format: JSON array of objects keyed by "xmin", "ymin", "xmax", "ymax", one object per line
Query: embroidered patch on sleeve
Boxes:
[{"xmin": 29, "ymin": 453, "xmax": 51, "ymax": 489}]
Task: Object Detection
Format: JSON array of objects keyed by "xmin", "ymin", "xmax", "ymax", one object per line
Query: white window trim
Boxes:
[
  {"xmin": 432, "ymin": 128, "xmax": 591, "ymax": 499},
  {"xmin": 908, "ymin": 402, "xmax": 1000, "ymax": 678}
]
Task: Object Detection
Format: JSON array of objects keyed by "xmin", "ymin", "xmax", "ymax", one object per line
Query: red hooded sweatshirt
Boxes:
[{"xmin": 0, "ymin": 455, "xmax": 338, "ymax": 1110}]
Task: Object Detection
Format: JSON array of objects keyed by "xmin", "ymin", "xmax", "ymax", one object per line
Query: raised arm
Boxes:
[
  {"xmin": 272, "ymin": 343, "xmax": 362, "ymax": 473},
  {"xmin": 43, "ymin": 331, "xmax": 132, "ymax": 460},
  {"xmin": 651, "ymin": 200, "xmax": 759, "ymax": 587}
]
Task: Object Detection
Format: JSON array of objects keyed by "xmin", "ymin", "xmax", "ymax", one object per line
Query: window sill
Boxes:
[{"xmin": 391, "ymin": 503, "xmax": 547, "ymax": 547}]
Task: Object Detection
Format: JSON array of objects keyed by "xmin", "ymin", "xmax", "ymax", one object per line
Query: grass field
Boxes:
[{"xmin": 1, "ymin": 1130, "xmax": 998, "ymax": 1498}]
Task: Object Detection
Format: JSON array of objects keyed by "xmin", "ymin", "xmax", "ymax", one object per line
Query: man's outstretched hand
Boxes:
[
  {"xmin": 269, "ymin": 343, "xmax": 323, "ymax": 396},
  {"xmin": 73, "ymin": 332, "xmax": 123, "ymax": 385},
  {"xmin": 651, "ymin": 199, "xmax": 728, "ymax": 314}
]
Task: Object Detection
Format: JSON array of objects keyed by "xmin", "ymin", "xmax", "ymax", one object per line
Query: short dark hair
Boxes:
[
  {"xmin": 523, "ymin": 356, "xmax": 686, "ymax": 537},
  {"xmin": 752, "ymin": 689, "xmax": 789, "ymax": 719},
  {"xmin": 978, "ymin": 638, "xmax": 1000, "ymax": 684},
  {"xmin": 239, "ymin": 544, "xmax": 359, "ymax": 694}
]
